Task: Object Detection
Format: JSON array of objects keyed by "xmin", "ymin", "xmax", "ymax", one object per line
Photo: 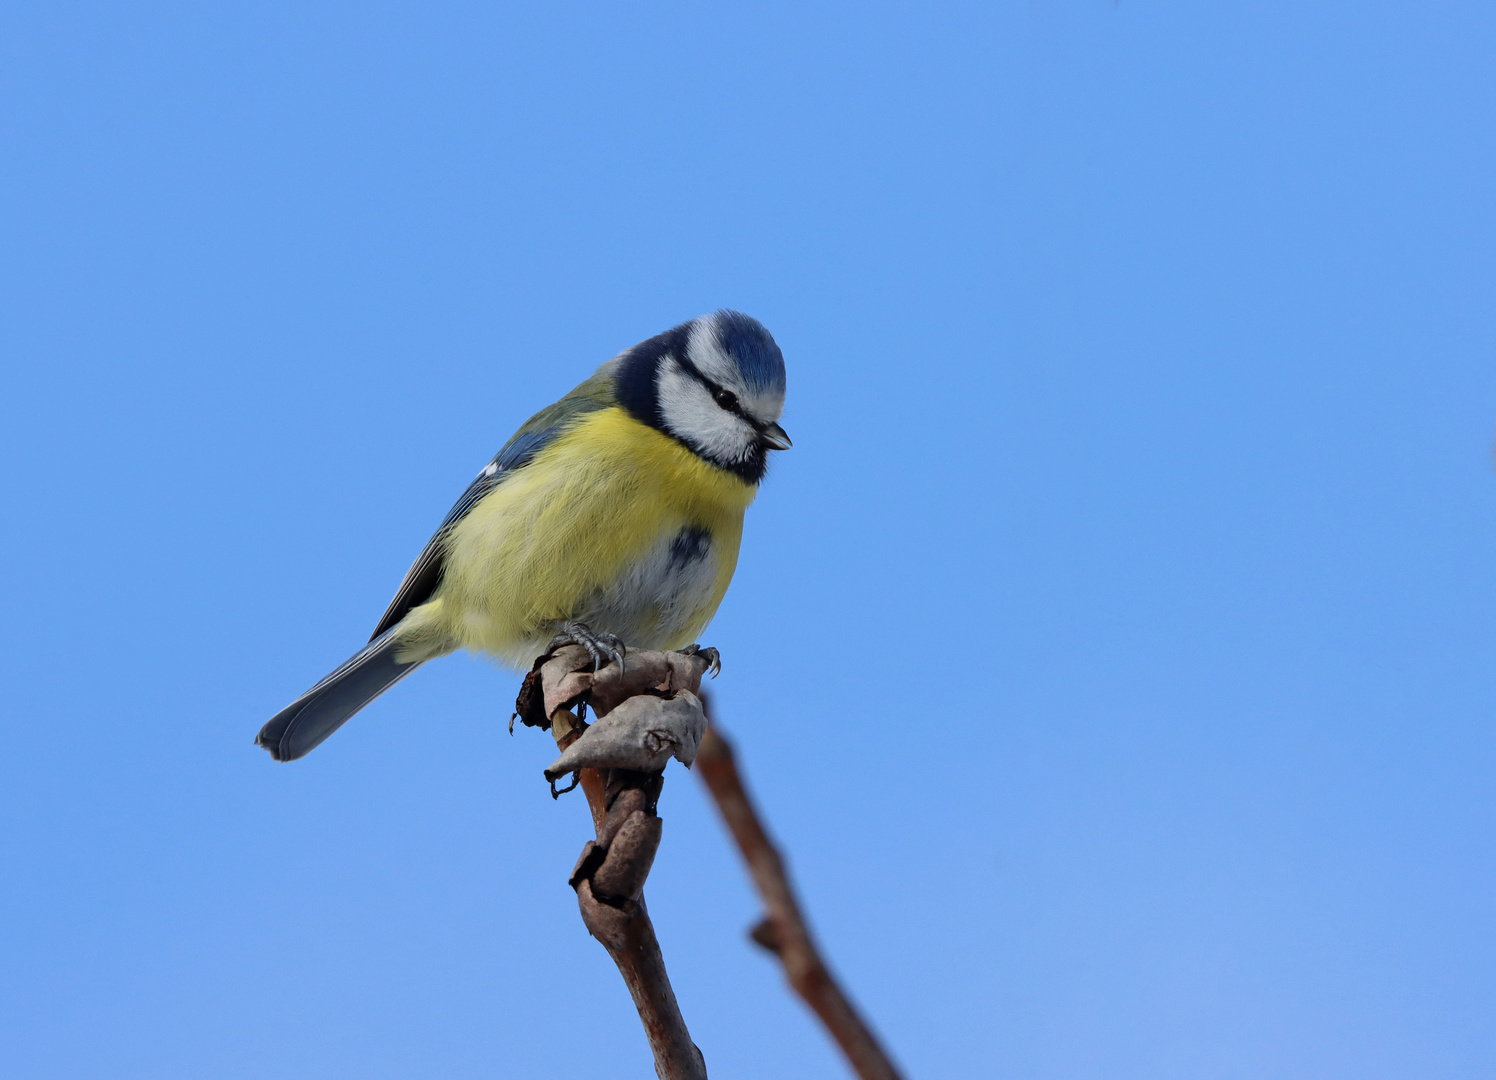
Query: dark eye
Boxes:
[{"xmin": 713, "ymin": 387, "xmax": 740, "ymax": 412}]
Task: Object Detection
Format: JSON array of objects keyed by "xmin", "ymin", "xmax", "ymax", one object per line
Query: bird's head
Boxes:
[{"xmin": 615, "ymin": 310, "xmax": 790, "ymax": 484}]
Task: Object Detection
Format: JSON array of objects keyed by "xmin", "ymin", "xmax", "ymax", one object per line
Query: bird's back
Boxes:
[{"xmin": 397, "ymin": 403, "xmax": 757, "ymax": 668}]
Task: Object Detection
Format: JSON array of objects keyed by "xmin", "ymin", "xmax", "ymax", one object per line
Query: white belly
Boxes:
[{"xmin": 571, "ymin": 524, "xmax": 721, "ymax": 649}]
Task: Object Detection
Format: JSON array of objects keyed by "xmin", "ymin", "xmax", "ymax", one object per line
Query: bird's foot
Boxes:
[
  {"xmin": 681, "ymin": 643, "xmax": 721, "ymax": 678},
  {"xmin": 549, "ymin": 621, "xmax": 627, "ymax": 673}
]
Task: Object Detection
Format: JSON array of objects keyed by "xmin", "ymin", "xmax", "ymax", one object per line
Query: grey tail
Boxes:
[{"xmin": 256, "ymin": 629, "xmax": 422, "ymax": 762}]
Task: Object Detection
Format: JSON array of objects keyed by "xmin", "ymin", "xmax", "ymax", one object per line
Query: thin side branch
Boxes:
[{"xmin": 695, "ymin": 724, "xmax": 905, "ymax": 1080}]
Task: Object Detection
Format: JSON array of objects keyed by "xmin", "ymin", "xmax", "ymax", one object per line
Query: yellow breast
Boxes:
[{"xmin": 402, "ymin": 407, "xmax": 756, "ymax": 667}]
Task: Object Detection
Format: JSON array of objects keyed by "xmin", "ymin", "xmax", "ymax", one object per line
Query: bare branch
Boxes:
[
  {"xmin": 695, "ymin": 722, "xmax": 906, "ymax": 1080},
  {"xmin": 525, "ymin": 645, "xmax": 709, "ymax": 1080},
  {"xmin": 519, "ymin": 645, "xmax": 903, "ymax": 1079},
  {"xmin": 566, "ymin": 765, "xmax": 705, "ymax": 1080}
]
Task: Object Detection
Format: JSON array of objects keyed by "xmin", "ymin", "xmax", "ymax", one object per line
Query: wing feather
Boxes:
[{"xmin": 367, "ymin": 364, "xmax": 618, "ymax": 641}]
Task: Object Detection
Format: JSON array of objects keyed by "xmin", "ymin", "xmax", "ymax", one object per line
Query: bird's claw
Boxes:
[
  {"xmin": 550, "ymin": 622, "xmax": 627, "ymax": 673},
  {"xmin": 682, "ymin": 644, "xmax": 721, "ymax": 678},
  {"xmin": 550, "ymin": 769, "xmax": 581, "ymax": 799}
]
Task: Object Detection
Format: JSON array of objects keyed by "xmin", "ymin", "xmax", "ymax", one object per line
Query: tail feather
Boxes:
[{"xmin": 257, "ymin": 630, "xmax": 422, "ymax": 761}]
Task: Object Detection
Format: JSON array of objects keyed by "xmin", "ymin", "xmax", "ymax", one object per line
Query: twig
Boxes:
[
  {"xmin": 559, "ymin": 743, "xmax": 705, "ymax": 1080},
  {"xmin": 524, "ymin": 647, "xmax": 711, "ymax": 1080},
  {"xmin": 695, "ymin": 722, "xmax": 905, "ymax": 1080}
]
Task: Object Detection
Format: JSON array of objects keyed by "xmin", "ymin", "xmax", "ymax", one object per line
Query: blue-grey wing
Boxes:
[{"xmin": 367, "ymin": 365, "xmax": 618, "ymax": 641}]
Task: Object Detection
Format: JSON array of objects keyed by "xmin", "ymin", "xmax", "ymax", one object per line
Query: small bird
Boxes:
[{"xmin": 256, "ymin": 311, "xmax": 790, "ymax": 761}]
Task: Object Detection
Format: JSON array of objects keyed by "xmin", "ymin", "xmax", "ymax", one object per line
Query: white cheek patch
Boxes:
[{"xmin": 657, "ymin": 359, "xmax": 758, "ymax": 463}]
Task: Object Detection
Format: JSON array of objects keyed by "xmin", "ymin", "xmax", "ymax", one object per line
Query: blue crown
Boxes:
[{"xmin": 711, "ymin": 310, "xmax": 785, "ymax": 395}]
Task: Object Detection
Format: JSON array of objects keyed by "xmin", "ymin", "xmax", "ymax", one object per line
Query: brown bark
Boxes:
[
  {"xmin": 523, "ymin": 644, "xmax": 902, "ymax": 1079},
  {"xmin": 547, "ymin": 690, "xmax": 707, "ymax": 1080},
  {"xmin": 695, "ymin": 724, "xmax": 905, "ymax": 1080}
]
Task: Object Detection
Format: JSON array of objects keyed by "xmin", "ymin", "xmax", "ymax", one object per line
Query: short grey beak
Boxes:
[{"xmin": 761, "ymin": 422, "xmax": 792, "ymax": 451}]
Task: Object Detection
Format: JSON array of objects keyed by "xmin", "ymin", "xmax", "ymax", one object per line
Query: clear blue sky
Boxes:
[{"xmin": 2, "ymin": 3, "xmax": 1493, "ymax": 1077}]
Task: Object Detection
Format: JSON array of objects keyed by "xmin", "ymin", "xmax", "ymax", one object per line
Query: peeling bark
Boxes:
[{"xmin": 526, "ymin": 646, "xmax": 708, "ymax": 1080}]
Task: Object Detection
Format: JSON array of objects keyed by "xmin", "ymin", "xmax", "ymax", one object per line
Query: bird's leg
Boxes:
[
  {"xmin": 681, "ymin": 644, "xmax": 721, "ymax": 678},
  {"xmin": 549, "ymin": 621, "xmax": 628, "ymax": 672}
]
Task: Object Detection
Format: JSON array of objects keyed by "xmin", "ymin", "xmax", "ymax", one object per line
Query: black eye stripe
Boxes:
[{"xmin": 671, "ymin": 351, "xmax": 756, "ymax": 423}]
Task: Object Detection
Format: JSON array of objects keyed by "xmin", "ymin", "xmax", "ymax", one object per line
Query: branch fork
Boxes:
[{"xmin": 515, "ymin": 642, "xmax": 903, "ymax": 1080}]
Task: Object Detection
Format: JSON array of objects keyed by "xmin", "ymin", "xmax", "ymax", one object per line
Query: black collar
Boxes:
[{"xmin": 612, "ymin": 327, "xmax": 769, "ymax": 485}]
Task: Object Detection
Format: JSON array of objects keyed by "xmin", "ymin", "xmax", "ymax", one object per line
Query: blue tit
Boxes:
[{"xmin": 256, "ymin": 310, "xmax": 790, "ymax": 761}]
